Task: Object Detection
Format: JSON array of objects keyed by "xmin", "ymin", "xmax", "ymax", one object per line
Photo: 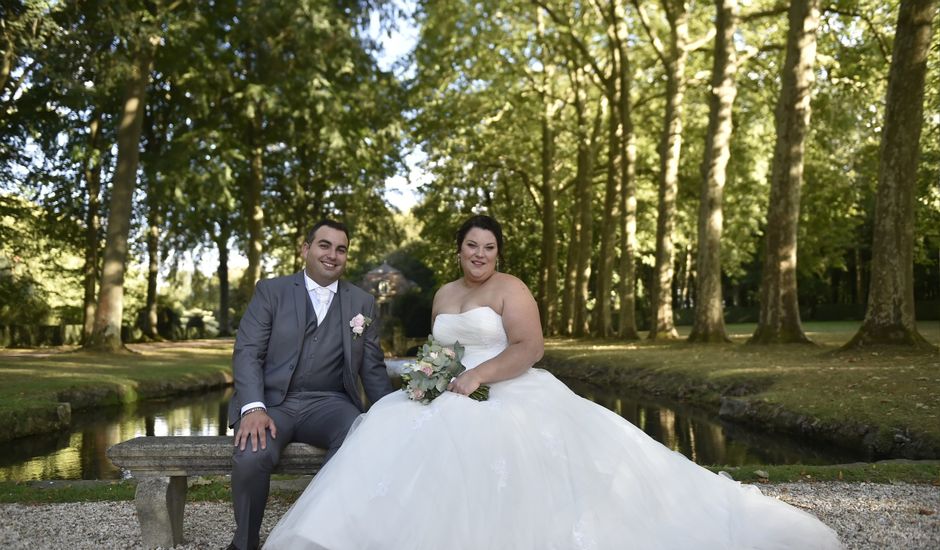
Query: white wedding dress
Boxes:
[{"xmin": 264, "ymin": 306, "xmax": 841, "ymax": 549}]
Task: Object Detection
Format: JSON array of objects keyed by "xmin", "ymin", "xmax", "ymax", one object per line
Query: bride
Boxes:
[{"xmin": 264, "ymin": 215, "xmax": 842, "ymax": 549}]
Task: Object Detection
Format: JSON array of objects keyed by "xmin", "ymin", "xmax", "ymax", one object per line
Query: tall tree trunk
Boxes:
[
  {"xmin": 561, "ymin": 208, "xmax": 579, "ymax": 336},
  {"xmin": 596, "ymin": 84, "xmax": 620, "ymax": 337},
  {"xmin": 144, "ymin": 203, "xmax": 161, "ymax": 340},
  {"xmin": 290, "ymin": 144, "xmax": 312, "ymax": 273},
  {"xmin": 689, "ymin": 0, "xmax": 738, "ymax": 344},
  {"xmin": 749, "ymin": 0, "xmax": 820, "ymax": 345},
  {"xmin": 86, "ymin": 46, "xmax": 153, "ymax": 352},
  {"xmin": 595, "ymin": 0, "xmax": 628, "ymax": 338},
  {"xmin": 845, "ymin": 0, "xmax": 937, "ymax": 350},
  {"xmin": 142, "ymin": 91, "xmax": 172, "ymax": 342},
  {"xmin": 538, "ymin": 98, "xmax": 559, "ymax": 336},
  {"xmin": 853, "ymin": 247, "xmax": 863, "ymax": 305},
  {"xmin": 679, "ymin": 244, "xmax": 692, "ymax": 307},
  {"xmin": 242, "ymin": 107, "xmax": 264, "ymax": 301},
  {"xmin": 617, "ymin": 16, "xmax": 639, "ymax": 340},
  {"xmin": 142, "ymin": 110, "xmax": 161, "ymax": 342},
  {"xmin": 216, "ymin": 220, "xmax": 232, "ymax": 337},
  {"xmin": 648, "ymin": 5, "xmax": 689, "ymax": 340},
  {"xmin": 81, "ymin": 111, "xmax": 102, "ymax": 344},
  {"xmin": 572, "ymin": 69, "xmax": 602, "ymax": 337},
  {"xmin": 536, "ymin": 8, "xmax": 559, "ymax": 336}
]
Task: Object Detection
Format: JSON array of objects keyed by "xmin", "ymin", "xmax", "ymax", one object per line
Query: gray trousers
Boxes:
[{"xmin": 230, "ymin": 391, "xmax": 361, "ymax": 550}]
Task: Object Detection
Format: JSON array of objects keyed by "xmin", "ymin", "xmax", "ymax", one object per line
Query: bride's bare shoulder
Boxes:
[
  {"xmin": 435, "ymin": 279, "xmax": 462, "ymax": 298},
  {"xmin": 432, "ymin": 280, "xmax": 461, "ymax": 310},
  {"xmin": 493, "ymin": 272, "xmax": 529, "ymax": 291},
  {"xmin": 493, "ymin": 274, "xmax": 536, "ymax": 311}
]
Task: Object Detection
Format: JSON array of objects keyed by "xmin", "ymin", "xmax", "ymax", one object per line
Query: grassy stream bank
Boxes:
[
  {"xmin": 0, "ymin": 340, "xmax": 233, "ymax": 441},
  {"xmin": 539, "ymin": 322, "xmax": 940, "ymax": 460}
]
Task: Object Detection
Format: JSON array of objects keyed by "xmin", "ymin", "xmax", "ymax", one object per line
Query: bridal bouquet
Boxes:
[{"xmin": 400, "ymin": 336, "xmax": 489, "ymax": 404}]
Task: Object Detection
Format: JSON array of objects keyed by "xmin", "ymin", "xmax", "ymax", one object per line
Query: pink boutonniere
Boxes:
[{"xmin": 349, "ymin": 313, "xmax": 372, "ymax": 339}]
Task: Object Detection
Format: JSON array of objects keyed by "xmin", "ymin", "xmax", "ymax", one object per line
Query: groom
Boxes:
[{"xmin": 227, "ymin": 219, "xmax": 394, "ymax": 550}]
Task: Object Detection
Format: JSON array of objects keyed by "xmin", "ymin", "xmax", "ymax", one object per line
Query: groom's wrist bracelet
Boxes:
[{"xmin": 242, "ymin": 407, "xmax": 266, "ymax": 417}]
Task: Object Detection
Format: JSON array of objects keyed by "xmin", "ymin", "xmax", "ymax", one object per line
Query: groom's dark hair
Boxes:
[
  {"xmin": 305, "ymin": 219, "xmax": 350, "ymax": 244},
  {"xmin": 456, "ymin": 215, "xmax": 503, "ymax": 259}
]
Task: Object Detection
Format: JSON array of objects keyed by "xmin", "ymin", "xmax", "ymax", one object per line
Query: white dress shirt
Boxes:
[{"xmin": 304, "ymin": 272, "xmax": 338, "ymax": 325}]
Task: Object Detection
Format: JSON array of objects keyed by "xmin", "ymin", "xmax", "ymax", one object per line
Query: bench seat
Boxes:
[{"xmin": 107, "ymin": 436, "xmax": 325, "ymax": 548}]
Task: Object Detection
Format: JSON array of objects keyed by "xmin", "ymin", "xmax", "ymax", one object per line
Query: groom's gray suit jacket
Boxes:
[{"xmin": 228, "ymin": 272, "xmax": 391, "ymax": 426}]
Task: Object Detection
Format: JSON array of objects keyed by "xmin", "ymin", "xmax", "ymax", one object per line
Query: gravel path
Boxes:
[{"xmin": 0, "ymin": 482, "xmax": 937, "ymax": 549}]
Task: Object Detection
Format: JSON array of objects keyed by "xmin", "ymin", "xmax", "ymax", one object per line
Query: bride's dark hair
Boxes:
[{"xmin": 456, "ymin": 215, "xmax": 504, "ymax": 259}]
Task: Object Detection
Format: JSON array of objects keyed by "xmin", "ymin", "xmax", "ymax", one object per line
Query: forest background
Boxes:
[{"xmin": 0, "ymin": 0, "xmax": 937, "ymax": 352}]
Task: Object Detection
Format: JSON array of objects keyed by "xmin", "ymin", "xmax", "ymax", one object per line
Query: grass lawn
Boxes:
[
  {"xmin": 543, "ymin": 321, "xmax": 940, "ymax": 457},
  {"xmin": 0, "ymin": 340, "xmax": 234, "ymax": 440}
]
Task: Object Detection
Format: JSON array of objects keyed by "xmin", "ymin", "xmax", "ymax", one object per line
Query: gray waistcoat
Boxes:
[{"xmin": 287, "ymin": 292, "xmax": 346, "ymax": 393}]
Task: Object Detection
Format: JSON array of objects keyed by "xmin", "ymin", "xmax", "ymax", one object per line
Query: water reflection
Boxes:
[
  {"xmin": 0, "ymin": 388, "xmax": 234, "ymax": 481},
  {"xmin": 562, "ymin": 378, "xmax": 857, "ymax": 466},
  {"xmin": 1, "ymin": 378, "xmax": 860, "ymax": 481}
]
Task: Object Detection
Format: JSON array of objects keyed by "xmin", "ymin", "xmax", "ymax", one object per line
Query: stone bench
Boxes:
[{"xmin": 107, "ymin": 436, "xmax": 325, "ymax": 549}]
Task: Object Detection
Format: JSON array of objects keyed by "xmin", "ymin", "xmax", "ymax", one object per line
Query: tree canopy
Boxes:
[{"xmin": 0, "ymin": 0, "xmax": 936, "ymax": 349}]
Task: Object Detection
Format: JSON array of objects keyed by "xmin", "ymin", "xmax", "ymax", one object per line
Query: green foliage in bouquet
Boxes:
[{"xmin": 400, "ymin": 335, "xmax": 489, "ymax": 404}]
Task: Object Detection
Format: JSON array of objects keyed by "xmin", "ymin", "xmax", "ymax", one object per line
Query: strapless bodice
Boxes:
[{"xmin": 432, "ymin": 306, "xmax": 508, "ymax": 369}]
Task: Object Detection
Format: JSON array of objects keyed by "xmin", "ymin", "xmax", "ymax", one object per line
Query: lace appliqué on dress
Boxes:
[
  {"xmin": 572, "ymin": 518, "xmax": 598, "ymax": 550},
  {"xmin": 368, "ymin": 480, "xmax": 390, "ymax": 501},
  {"xmin": 479, "ymin": 397, "xmax": 503, "ymax": 411},
  {"xmin": 490, "ymin": 458, "xmax": 508, "ymax": 493},
  {"xmin": 411, "ymin": 407, "xmax": 438, "ymax": 431},
  {"xmin": 540, "ymin": 428, "xmax": 567, "ymax": 460}
]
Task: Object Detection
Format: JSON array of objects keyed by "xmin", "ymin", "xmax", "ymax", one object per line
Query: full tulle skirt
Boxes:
[{"xmin": 263, "ymin": 369, "xmax": 841, "ymax": 549}]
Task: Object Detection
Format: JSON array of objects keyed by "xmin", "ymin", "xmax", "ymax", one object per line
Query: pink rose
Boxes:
[
  {"xmin": 443, "ymin": 347, "xmax": 456, "ymax": 359},
  {"xmin": 412, "ymin": 388, "xmax": 425, "ymax": 400},
  {"xmin": 418, "ymin": 361, "xmax": 433, "ymax": 376},
  {"xmin": 349, "ymin": 313, "xmax": 370, "ymax": 338}
]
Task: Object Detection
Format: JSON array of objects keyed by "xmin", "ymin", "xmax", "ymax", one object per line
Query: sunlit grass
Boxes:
[{"xmin": 0, "ymin": 339, "xmax": 234, "ymax": 440}]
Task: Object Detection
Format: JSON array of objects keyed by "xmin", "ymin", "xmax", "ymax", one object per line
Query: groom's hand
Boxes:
[{"xmin": 235, "ymin": 410, "xmax": 277, "ymax": 452}]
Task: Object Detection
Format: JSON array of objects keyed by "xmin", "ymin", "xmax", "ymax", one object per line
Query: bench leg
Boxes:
[{"xmin": 135, "ymin": 476, "xmax": 188, "ymax": 548}]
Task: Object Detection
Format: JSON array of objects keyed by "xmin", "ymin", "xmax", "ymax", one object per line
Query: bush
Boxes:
[
  {"xmin": 183, "ymin": 308, "xmax": 220, "ymax": 339},
  {"xmin": 391, "ymin": 289, "xmax": 433, "ymax": 338},
  {"xmin": 0, "ymin": 270, "xmax": 51, "ymax": 325}
]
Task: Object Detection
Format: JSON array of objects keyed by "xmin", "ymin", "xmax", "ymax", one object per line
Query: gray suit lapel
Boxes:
[
  {"xmin": 339, "ymin": 280, "xmax": 353, "ymax": 372},
  {"xmin": 293, "ymin": 272, "xmax": 309, "ymax": 331}
]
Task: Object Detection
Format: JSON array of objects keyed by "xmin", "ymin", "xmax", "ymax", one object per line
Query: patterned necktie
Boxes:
[{"xmin": 313, "ymin": 286, "xmax": 330, "ymax": 324}]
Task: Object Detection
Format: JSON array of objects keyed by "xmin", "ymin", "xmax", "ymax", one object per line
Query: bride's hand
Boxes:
[{"xmin": 448, "ymin": 370, "xmax": 482, "ymax": 396}]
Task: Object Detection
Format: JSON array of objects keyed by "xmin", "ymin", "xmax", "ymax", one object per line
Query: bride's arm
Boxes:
[{"xmin": 449, "ymin": 276, "xmax": 543, "ymax": 395}]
